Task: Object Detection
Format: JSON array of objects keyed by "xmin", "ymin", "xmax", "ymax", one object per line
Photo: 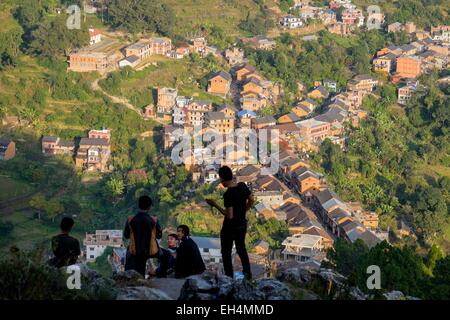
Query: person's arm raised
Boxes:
[
  {"xmin": 246, "ymin": 193, "xmax": 255, "ymax": 212},
  {"xmin": 205, "ymin": 199, "xmax": 226, "ymax": 216}
]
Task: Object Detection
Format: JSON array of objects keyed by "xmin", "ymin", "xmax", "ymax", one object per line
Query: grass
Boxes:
[
  {"xmin": 103, "ymin": 58, "xmax": 230, "ymax": 106},
  {"xmin": 0, "ymin": 207, "xmax": 84, "ymax": 254},
  {"xmin": 0, "ymin": 176, "xmax": 35, "ymax": 202},
  {"xmin": 166, "ymin": 0, "xmax": 269, "ymax": 37},
  {"xmin": 0, "ymin": 3, "xmax": 20, "ymax": 33}
]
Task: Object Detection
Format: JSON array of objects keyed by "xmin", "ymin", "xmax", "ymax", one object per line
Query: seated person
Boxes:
[
  {"xmin": 155, "ymin": 233, "xmax": 178, "ymax": 278},
  {"xmin": 48, "ymin": 217, "xmax": 81, "ymax": 268},
  {"xmin": 174, "ymin": 225, "xmax": 206, "ymax": 278}
]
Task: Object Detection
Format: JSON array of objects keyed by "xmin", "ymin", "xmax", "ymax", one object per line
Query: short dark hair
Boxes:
[
  {"xmin": 177, "ymin": 225, "xmax": 190, "ymax": 236},
  {"xmin": 218, "ymin": 166, "xmax": 233, "ymax": 182},
  {"xmin": 138, "ymin": 196, "xmax": 152, "ymax": 210},
  {"xmin": 60, "ymin": 217, "xmax": 74, "ymax": 232},
  {"xmin": 168, "ymin": 233, "xmax": 178, "ymax": 240}
]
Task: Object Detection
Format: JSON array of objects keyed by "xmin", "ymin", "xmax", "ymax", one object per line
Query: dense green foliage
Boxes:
[
  {"xmin": 105, "ymin": 0, "xmax": 175, "ymax": 36},
  {"xmin": 327, "ymin": 239, "xmax": 450, "ymax": 299},
  {"xmin": 239, "ymin": 2, "xmax": 274, "ymax": 35},
  {"xmin": 384, "ymin": 0, "xmax": 449, "ymax": 28},
  {"xmin": 0, "ymin": 27, "xmax": 23, "ymax": 68},
  {"xmin": 14, "ymin": 0, "xmax": 88, "ymax": 57}
]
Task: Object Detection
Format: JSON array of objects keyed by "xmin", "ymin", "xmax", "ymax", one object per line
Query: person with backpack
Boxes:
[
  {"xmin": 123, "ymin": 196, "xmax": 162, "ymax": 276},
  {"xmin": 206, "ymin": 166, "xmax": 254, "ymax": 280},
  {"xmin": 48, "ymin": 217, "xmax": 81, "ymax": 268}
]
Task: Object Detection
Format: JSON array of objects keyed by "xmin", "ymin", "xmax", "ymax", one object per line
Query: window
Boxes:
[
  {"xmin": 203, "ymin": 248, "xmax": 209, "ymax": 253},
  {"xmin": 89, "ymin": 247, "xmax": 94, "ymax": 251},
  {"xmin": 90, "ymin": 255, "xmax": 95, "ymax": 259}
]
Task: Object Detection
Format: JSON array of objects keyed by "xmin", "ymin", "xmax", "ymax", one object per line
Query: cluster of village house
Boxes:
[
  {"xmin": 68, "ymin": 24, "xmax": 277, "ymax": 75},
  {"xmin": 280, "ymin": 0, "xmax": 382, "ymax": 36},
  {"xmin": 162, "ymin": 66, "xmax": 377, "ymax": 180},
  {"xmin": 78, "ymin": 147, "xmax": 390, "ymax": 276},
  {"xmin": 373, "ymin": 25, "xmax": 449, "ymax": 105},
  {"xmin": 2, "ymin": 0, "xmax": 446, "ymax": 275},
  {"xmin": 41, "ymin": 129, "xmax": 112, "ymax": 172}
]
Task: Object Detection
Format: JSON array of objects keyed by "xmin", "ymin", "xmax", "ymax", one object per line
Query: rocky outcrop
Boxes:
[
  {"xmin": 178, "ymin": 272, "xmax": 291, "ymax": 300},
  {"xmin": 383, "ymin": 291, "xmax": 420, "ymax": 300},
  {"xmin": 276, "ymin": 264, "xmax": 367, "ymax": 300},
  {"xmin": 66, "ymin": 264, "xmax": 419, "ymax": 301},
  {"xmin": 116, "ymin": 287, "xmax": 172, "ymax": 300}
]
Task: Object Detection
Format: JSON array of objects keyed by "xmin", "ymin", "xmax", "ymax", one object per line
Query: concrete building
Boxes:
[{"xmin": 84, "ymin": 230, "xmax": 123, "ymax": 262}]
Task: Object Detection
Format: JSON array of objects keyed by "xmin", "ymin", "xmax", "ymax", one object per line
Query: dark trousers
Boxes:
[
  {"xmin": 156, "ymin": 248, "xmax": 176, "ymax": 278},
  {"xmin": 124, "ymin": 251, "xmax": 148, "ymax": 276},
  {"xmin": 220, "ymin": 224, "xmax": 251, "ymax": 278}
]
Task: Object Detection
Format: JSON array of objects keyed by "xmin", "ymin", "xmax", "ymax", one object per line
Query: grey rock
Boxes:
[
  {"xmin": 348, "ymin": 287, "xmax": 367, "ymax": 300},
  {"xmin": 116, "ymin": 286, "xmax": 172, "ymax": 300},
  {"xmin": 232, "ymin": 279, "xmax": 265, "ymax": 300},
  {"xmin": 178, "ymin": 273, "xmax": 291, "ymax": 301},
  {"xmin": 317, "ymin": 269, "xmax": 347, "ymax": 288},
  {"xmin": 384, "ymin": 290, "xmax": 406, "ymax": 300},
  {"xmin": 112, "ymin": 270, "xmax": 143, "ymax": 286},
  {"xmin": 255, "ymin": 279, "xmax": 291, "ymax": 300}
]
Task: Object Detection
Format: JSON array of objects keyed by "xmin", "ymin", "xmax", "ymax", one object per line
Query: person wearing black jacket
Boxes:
[
  {"xmin": 123, "ymin": 196, "xmax": 162, "ymax": 276},
  {"xmin": 48, "ymin": 217, "xmax": 81, "ymax": 268},
  {"xmin": 174, "ymin": 225, "xmax": 206, "ymax": 278}
]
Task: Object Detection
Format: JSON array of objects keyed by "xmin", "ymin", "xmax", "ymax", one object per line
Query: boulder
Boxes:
[
  {"xmin": 178, "ymin": 272, "xmax": 291, "ymax": 301},
  {"xmin": 116, "ymin": 286, "xmax": 172, "ymax": 300},
  {"xmin": 112, "ymin": 270, "xmax": 144, "ymax": 286},
  {"xmin": 255, "ymin": 279, "xmax": 291, "ymax": 300}
]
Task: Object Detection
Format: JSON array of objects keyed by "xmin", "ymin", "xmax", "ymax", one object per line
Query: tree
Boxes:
[
  {"xmin": 29, "ymin": 195, "xmax": 47, "ymax": 220},
  {"xmin": 45, "ymin": 199, "xmax": 64, "ymax": 222},
  {"xmin": 105, "ymin": 176, "xmax": 125, "ymax": 205},
  {"xmin": 28, "ymin": 16, "xmax": 88, "ymax": 57},
  {"xmin": 105, "ymin": 0, "xmax": 175, "ymax": 35},
  {"xmin": 410, "ymin": 186, "xmax": 447, "ymax": 242},
  {"xmin": 326, "ymin": 238, "xmax": 369, "ymax": 281}
]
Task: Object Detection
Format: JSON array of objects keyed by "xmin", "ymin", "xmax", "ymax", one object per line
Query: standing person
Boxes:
[
  {"xmin": 48, "ymin": 217, "xmax": 81, "ymax": 268},
  {"xmin": 206, "ymin": 166, "xmax": 254, "ymax": 280},
  {"xmin": 123, "ymin": 196, "xmax": 162, "ymax": 277},
  {"xmin": 174, "ymin": 225, "xmax": 206, "ymax": 278}
]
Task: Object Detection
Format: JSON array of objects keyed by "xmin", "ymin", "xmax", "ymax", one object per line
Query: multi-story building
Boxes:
[
  {"xmin": 396, "ymin": 56, "xmax": 422, "ymax": 79},
  {"xmin": 296, "ymin": 119, "xmax": 331, "ymax": 142},
  {"xmin": 75, "ymin": 132, "xmax": 111, "ymax": 172},
  {"xmin": 280, "ymin": 15, "xmax": 304, "ymax": 29},
  {"xmin": 281, "ymin": 234, "xmax": 325, "ymax": 262},
  {"xmin": 398, "ymin": 84, "xmax": 417, "ymax": 105},
  {"xmin": 68, "ymin": 51, "xmax": 110, "ymax": 73},
  {"xmin": 84, "ymin": 230, "xmax": 123, "ymax": 262},
  {"xmin": 157, "ymin": 87, "xmax": 178, "ymax": 114},
  {"xmin": 89, "ymin": 28, "xmax": 102, "ymax": 45},
  {"xmin": 224, "ymin": 47, "xmax": 245, "ymax": 65},
  {"xmin": 206, "ymin": 111, "xmax": 235, "ymax": 134},
  {"xmin": 347, "ymin": 74, "xmax": 379, "ymax": 93},
  {"xmin": 42, "ymin": 136, "xmax": 75, "ymax": 156},
  {"xmin": 185, "ymin": 100, "xmax": 213, "ymax": 127},
  {"xmin": 372, "ymin": 53, "xmax": 396, "ymax": 73},
  {"xmin": 207, "ymin": 71, "xmax": 232, "ymax": 96},
  {"xmin": 88, "ymin": 129, "xmax": 111, "ymax": 142}
]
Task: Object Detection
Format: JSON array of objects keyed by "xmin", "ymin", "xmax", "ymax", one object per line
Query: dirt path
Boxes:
[{"xmin": 91, "ymin": 75, "xmax": 166, "ymax": 126}]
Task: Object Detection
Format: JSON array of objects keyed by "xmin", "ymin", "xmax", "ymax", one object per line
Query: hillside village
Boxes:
[{"xmin": 0, "ymin": 0, "xmax": 449, "ymax": 295}]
